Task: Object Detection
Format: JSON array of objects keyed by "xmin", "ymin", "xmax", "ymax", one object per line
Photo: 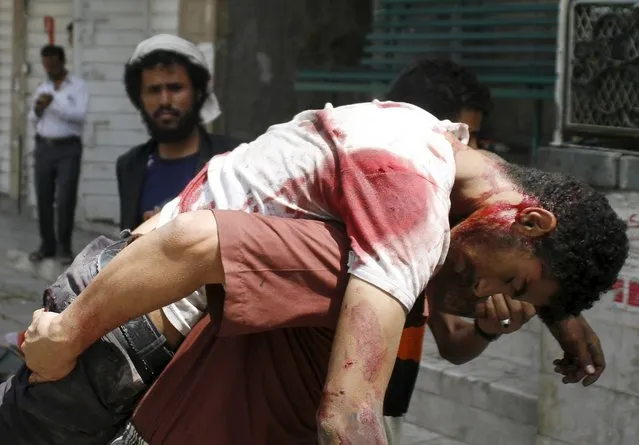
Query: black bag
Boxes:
[
  {"xmin": 0, "ymin": 234, "xmax": 148, "ymax": 445},
  {"xmin": 0, "ymin": 344, "xmax": 22, "ymax": 382}
]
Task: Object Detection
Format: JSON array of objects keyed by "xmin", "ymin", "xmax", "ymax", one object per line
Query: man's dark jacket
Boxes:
[{"xmin": 116, "ymin": 128, "xmax": 241, "ymax": 230}]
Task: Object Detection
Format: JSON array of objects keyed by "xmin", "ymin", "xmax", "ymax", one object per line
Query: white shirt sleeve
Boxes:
[
  {"xmin": 157, "ymin": 196, "xmax": 210, "ymax": 336},
  {"xmin": 47, "ymin": 78, "xmax": 89, "ymax": 125}
]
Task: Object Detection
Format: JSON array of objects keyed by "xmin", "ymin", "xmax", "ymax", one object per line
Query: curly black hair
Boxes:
[
  {"xmin": 386, "ymin": 58, "xmax": 492, "ymax": 121},
  {"xmin": 124, "ymin": 50, "xmax": 209, "ymax": 113},
  {"xmin": 503, "ymin": 163, "xmax": 629, "ymax": 323}
]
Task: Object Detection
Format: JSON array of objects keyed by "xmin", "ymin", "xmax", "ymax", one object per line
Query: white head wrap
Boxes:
[{"xmin": 128, "ymin": 34, "xmax": 221, "ymax": 123}]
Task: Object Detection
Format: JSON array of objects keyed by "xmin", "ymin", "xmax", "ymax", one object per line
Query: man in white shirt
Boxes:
[{"xmin": 28, "ymin": 45, "xmax": 88, "ymax": 265}]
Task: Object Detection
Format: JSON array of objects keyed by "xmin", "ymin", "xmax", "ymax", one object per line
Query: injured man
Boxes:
[{"xmin": 3, "ymin": 37, "xmax": 629, "ymax": 445}]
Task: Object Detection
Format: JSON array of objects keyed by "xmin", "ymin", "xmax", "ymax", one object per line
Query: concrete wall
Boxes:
[
  {"xmin": 0, "ymin": 1, "xmax": 13, "ymax": 194},
  {"xmin": 151, "ymin": 0, "xmax": 179, "ymax": 35},
  {"xmin": 539, "ymin": 145, "xmax": 639, "ymax": 191},
  {"xmin": 538, "ymin": 192, "xmax": 639, "ymax": 445},
  {"xmin": 537, "ymin": 147, "xmax": 639, "ymax": 444}
]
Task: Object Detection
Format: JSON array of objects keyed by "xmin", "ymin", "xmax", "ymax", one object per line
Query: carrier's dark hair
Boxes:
[
  {"xmin": 40, "ymin": 45, "xmax": 66, "ymax": 63},
  {"xmin": 386, "ymin": 58, "xmax": 492, "ymax": 120}
]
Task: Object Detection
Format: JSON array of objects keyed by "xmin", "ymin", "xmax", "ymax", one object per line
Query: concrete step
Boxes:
[
  {"xmin": 0, "ymin": 249, "xmax": 49, "ymax": 334},
  {"xmin": 406, "ymin": 329, "xmax": 540, "ymax": 445},
  {"xmin": 401, "ymin": 422, "xmax": 472, "ymax": 445},
  {"xmin": 480, "ymin": 318, "xmax": 542, "ymax": 369}
]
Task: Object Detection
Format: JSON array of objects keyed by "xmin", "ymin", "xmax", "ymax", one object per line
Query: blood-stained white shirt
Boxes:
[{"xmin": 157, "ymin": 100, "xmax": 467, "ymax": 335}]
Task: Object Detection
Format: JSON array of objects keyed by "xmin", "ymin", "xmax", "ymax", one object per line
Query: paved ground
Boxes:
[{"xmin": 0, "ymin": 209, "xmax": 102, "ymax": 334}]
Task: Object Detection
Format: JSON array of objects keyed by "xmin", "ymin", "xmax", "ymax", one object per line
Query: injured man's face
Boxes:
[{"xmin": 427, "ymin": 203, "xmax": 561, "ymax": 317}]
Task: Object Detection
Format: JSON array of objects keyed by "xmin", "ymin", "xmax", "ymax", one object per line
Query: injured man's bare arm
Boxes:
[
  {"xmin": 317, "ymin": 277, "xmax": 406, "ymax": 444},
  {"xmin": 131, "ymin": 212, "xmax": 185, "ymax": 350}
]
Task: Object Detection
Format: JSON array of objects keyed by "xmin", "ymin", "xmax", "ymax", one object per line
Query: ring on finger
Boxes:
[{"xmin": 500, "ymin": 318, "xmax": 511, "ymax": 328}]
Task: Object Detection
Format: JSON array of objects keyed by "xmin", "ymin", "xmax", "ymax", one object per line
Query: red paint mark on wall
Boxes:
[
  {"xmin": 627, "ymin": 281, "xmax": 639, "ymax": 307},
  {"xmin": 44, "ymin": 16, "xmax": 55, "ymax": 44}
]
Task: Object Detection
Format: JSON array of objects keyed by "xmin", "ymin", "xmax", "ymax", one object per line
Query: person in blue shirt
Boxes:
[{"xmin": 116, "ymin": 43, "xmax": 240, "ymax": 231}]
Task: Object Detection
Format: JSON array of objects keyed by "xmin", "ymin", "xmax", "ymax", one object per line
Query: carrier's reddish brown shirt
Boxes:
[{"xmin": 131, "ymin": 212, "xmax": 428, "ymax": 444}]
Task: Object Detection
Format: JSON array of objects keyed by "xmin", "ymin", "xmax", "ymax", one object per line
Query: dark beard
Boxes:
[{"xmin": 142, "ymin": 106, "xmax": 200, "ymax": 144}]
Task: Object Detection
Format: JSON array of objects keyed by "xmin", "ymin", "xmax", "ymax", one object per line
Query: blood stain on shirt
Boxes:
[
  {"xmin": 339, "ymin": 149, "xmax": 438, "ymax": 258},
  {"xmin": 178, "ymin": 163, "xmax": 209, "ymax": 213},
  {"xmin": 375, "ymin": 101, "xmax": 405, "ymax": 109}
]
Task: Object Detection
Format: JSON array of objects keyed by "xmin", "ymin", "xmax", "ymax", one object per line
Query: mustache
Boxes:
[{"xmin": 153, "ymin": 107, "xmax": 180, "ymax": 118}]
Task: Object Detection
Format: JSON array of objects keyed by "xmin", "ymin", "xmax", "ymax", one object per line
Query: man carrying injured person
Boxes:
[{"xmin": 12, "ymin": 36, "xmax": 629, "ymax": 445}]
